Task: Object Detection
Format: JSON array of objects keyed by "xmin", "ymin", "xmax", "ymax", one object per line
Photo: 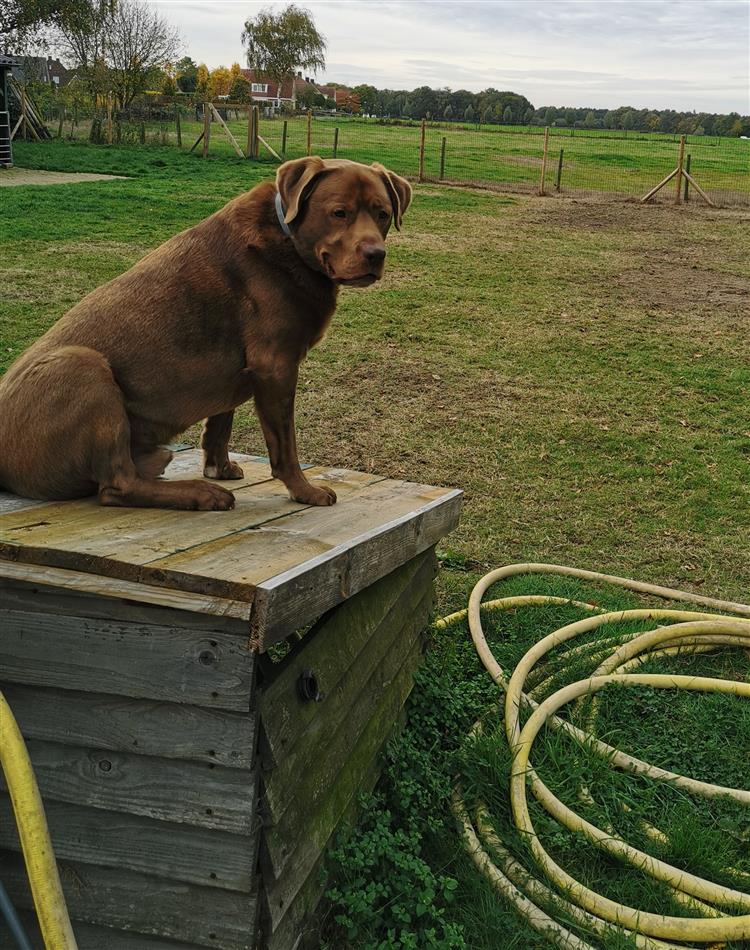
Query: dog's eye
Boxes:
[
  {"xmin": 378, "ymin": 210, "xmax": 390, "ymax": 221},
  {"xmin": 332, "ymin": 209, "xmax": 347, "ymax": 219}
]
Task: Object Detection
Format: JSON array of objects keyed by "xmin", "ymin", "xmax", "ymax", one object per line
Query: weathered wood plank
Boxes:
[
  {"xmin": 0, "ymin": 739, "xmax": 257, "ymax": 833},
  {"xmin": 0, "ymin": 562, "xmax": 252, "ymax": 622},
  {"xmin": 0, "ymin": 468, "xmax": 388, "ymax": 602},
  {"xmin": 1, "ymin": 852, "xmax": 258, "ymax": 949},
  {"xmin": 259, "ymin": 548, "xmax": 432, "ymax": 764},
  {"xmin": 262, "ymin": 592, "xmax": 431, "ymax": 881},
  {"xmin": 149, "ymin": 481, "xmax": 459, "ymax": 641},
  {"xmin": 260, "ymin": 549, "xmax": 435, "ymax": 778},
  {"xmin": 16, "ymin": 910, "xmax": 213, "ymax": 950},
  {"xmin": 0, "ymin": 683, "xmax": 256, "ymax": 769},
  {"xmin": 0, "ymin": 608, "xmax": 255, "ymax": 709},
  {"xmin": 0, "ymin": 492, "xmax": 49, "ymax": 515},
  {"xmin": 0, "ymin": 797, "xmax": 257, "ymax": 892},
  {"xmin": 250, "ymin": 487, "xmax": 460, "ymax": 649},
  {"xmin": 262, "ymin": 630, "xmax": 425, "ymax": 929}
]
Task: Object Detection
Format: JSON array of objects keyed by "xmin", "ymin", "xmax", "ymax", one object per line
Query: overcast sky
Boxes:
[{"xmin": 149, "ymin": 0, "xmax": 750, "ymax": 113}]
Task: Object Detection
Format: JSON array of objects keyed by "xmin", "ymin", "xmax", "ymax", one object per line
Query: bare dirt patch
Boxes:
[{"xmin": 0, "ymin": 167, "xmax": 127, "ymax": 187}]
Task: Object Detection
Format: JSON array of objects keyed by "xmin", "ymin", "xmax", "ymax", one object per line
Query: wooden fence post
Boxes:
[
  {"xmin": 139, "ymin": 121, "xmax": 145, "ymax": 145},
  {"xmin": 418, "ymin": 118, "xmax": 426, "ymax": 183},
  {"xmin": 247, "ymin": 105, "xmax": 260, "ymax": 159},
  {"xmin": 555, "ymin": 148, "xmax": 564, "ymax": 191},
  {"xmin": 539, "ymin": 126, "xmax": 550, "ymax": 195},
  {"xmin": 684, "ymin": 153, "xmax": 691, "ymax": 202},
  {"xmin": 107, "ymin": 93, "xmax": 113, "ymax": 145},
  {"xmin": 281, "ymin": 119, "xmax": 287, "ymax": 154},
  {"xmin": 247, "ymin": 106, "xmax": 255, "ymax": 158},
  {"xmin": 57, "ymin": 108, "xmax": 64, "ymax": 139},
  {"xmin": 675, "ymin": 134, "xmax": 685, "ymax": 204},
  {"xmin": 333, "ymin": 126, "xmax": 339, "ymax": 158},
  {"xmin": 175, "ymin": 106, "xmax": 181, "ymax": 147},
  {"xmin": 439, "ymin": 136, "xmax": 446, "ymax": 180},
  {"xmin": 306, "ymin": 110, "xmax": 312, "ymax": 156},
  {"xmin": 202, "ymin": 102, "xmax": 210, "ymax": 158}
]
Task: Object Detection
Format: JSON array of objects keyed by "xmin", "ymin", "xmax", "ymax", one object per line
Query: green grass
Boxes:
[
  {"xmin": 3, "ymin": 140, "xmax": 750, "ymax": 947},
  {"xmin": 38, "ymin": 112, "xmax": 750, "ymax": 202}
]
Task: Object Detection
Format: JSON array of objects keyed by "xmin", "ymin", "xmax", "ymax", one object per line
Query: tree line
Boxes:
[{"xmin": 351, "ymin": 85, "xmax": 750, "ymax": 137}]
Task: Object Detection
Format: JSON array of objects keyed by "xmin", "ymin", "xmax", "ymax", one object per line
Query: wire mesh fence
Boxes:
[{"xmin": 32, "ymin": 103, "xmax": 750, "ymax": 207}]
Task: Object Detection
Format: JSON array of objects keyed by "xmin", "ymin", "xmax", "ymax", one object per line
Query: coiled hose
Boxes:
[
  {"xmin": 442, "ymin": 563, "xmax": 750, "ymax": 950},
  {"xmin": 0, "ymin": 691, "xmax": 77, "ymax": 949}
]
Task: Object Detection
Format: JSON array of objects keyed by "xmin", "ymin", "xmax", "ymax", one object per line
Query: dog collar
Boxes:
[{"xmin": 275, "ymin": 191, "xmax": 292, "ymax": 239}]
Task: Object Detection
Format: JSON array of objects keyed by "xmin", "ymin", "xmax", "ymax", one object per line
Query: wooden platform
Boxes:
[
  {"xmin": 0, "ymin": 448, "xmax": 461, "ymax": 651},
  {"xmin": 0, "ymin": 450, "xmax": 461, "ymax": 949}
]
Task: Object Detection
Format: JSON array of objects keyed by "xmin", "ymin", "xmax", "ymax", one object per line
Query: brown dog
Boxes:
[{"xmin": 0, "ymin": 158, "xmax": 411, "ymax": 510}]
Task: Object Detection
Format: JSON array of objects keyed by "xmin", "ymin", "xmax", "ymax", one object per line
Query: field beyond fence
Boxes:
[{"xmin": 31, "ymin": 102, "xmax": 750, "ymax": 207}]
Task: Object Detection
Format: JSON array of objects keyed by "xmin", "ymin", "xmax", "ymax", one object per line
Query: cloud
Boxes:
[{"xmin": 147, "ymin": 0, "xmax": 750, "ymax": 113}]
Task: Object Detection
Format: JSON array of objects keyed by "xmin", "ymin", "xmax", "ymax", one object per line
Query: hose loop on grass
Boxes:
[{"xmin": 448, "ymin": 563, "xmax": 750, "ymax": 949}]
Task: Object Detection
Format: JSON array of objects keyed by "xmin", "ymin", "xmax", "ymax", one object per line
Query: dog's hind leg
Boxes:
[
  {"xmin": 201, "ymin": 411, "xmax": 245, "ymax": 480},
  {"xmin": 0, "ymin": 345, "xmax": 234, "ymax": 510},
  {"xmin": 133, "ymin": 446, "xmax": 174, "ymax": 479}
]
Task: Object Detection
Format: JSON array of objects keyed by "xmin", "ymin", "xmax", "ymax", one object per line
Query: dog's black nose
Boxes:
[{"xmin": 362, "ymin": 244, "xmax": 386, "ymax": 264}]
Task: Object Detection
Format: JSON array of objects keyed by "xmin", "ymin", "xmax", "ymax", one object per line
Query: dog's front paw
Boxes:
[
  {"xmin": 190, "ymin": 482, "xmax": 236, "ymax": 510},
  {"xmin": 292, "ymin": 482, "xmax": 337, "ymax": 506},
  {"xmin": 204, "ymin": 460, "xmax": 244, "ymax": 480}
]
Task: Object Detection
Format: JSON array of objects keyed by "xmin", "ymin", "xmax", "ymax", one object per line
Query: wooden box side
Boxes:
[
  {"xmin": 0, "ymin": 578, "xmax": 261, "ymax": 950},
  {"xmin": 257, "ymin": 549, "xmax": 437, "ymax": 947}
]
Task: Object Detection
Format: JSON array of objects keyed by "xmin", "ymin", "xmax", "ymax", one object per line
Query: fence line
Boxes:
[{"xmin": 21, "ymin": 102, "xmax": 750, "ymax": 208}]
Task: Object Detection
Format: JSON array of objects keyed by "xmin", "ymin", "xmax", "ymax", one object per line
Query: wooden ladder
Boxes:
[{"xmin": 0, "ymin": 110, "xmax": 12, "ymax": 166}]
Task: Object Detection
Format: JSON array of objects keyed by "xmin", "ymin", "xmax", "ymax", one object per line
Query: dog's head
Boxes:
[{"xmin": 275, "ymin": 157, "xmax": 412, "ymax": 286}]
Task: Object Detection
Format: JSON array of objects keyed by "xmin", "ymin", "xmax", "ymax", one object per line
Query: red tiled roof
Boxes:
[{"xmin": 240, "ymin": 69, "xmax": 352, "ymax": 104}]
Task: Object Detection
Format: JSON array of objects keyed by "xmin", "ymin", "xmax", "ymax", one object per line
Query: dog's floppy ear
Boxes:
[
  {"xmin": 276, "ymin": 156, "xmax": 328, "ymax": 226},
  {"xmin": 372, "ymin": 163, "xmax": 412, "ymax": 231}
]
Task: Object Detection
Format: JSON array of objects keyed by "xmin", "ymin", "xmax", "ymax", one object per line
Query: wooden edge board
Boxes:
[
  {"xmin": 250, "ymin": 489, "xmax": 462, "ymax": 650},
  {"xmin": 0, "ymin": 558, "xmax": 252, "ymax": 621}
]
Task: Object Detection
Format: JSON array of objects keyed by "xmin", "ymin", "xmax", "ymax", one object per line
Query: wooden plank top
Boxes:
[{"xmin": 0, "ymin": 449, "xmax": 461, "ymax": 650}]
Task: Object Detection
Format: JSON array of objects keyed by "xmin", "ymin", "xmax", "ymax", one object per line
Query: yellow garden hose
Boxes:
[
  {"xmin": 0, "ymin": 692, "xmax": 77, "ymax": 949},
  {"xmin": 442, "ymin": 563, "xmax": 750, "ymax": 950}
]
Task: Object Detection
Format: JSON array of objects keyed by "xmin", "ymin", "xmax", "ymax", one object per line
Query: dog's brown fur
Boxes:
[{"xmin": 0, "ymin": 158, "xmax": 411, "ymax": 510}]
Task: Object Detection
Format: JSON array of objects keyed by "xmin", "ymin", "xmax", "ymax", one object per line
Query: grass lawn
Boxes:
[{"xmin": 3, "ymin": 139, "xmax": 749, "ymax": 948}]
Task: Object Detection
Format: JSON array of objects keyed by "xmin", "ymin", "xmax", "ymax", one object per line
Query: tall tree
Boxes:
[
  {"xmin": 55, "ymin": 0, "xmax": 179, "ymax": 107},
  {"xmin": 241, "ymin": 4, "xmax": 325, "ymax": 84},
  {"xmin": 175, "ymin": 55, "xmax": 197, "ymax": 93},
  {"xmin": 209, "ymin": 65, "xmax": 232, "ymax": 98},
  {"xmin": 0, "ymin": 0, "xmax": 113, "ymax": 52},
  {"xmin": 54, "ymin": 0, "xmax": 112, "ymax": 102},
  {"xmin": 106, "ymin": 0, "xmax": 179, "ymax": 108}
]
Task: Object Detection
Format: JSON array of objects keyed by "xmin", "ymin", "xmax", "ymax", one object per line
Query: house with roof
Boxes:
[
  {"xmin": 10, "ymin": 56, "xmax": 72, "ymax": 87},
  {"xmin": 240, "ymin": 68, "xmax": 353, "ymax": 113}
]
